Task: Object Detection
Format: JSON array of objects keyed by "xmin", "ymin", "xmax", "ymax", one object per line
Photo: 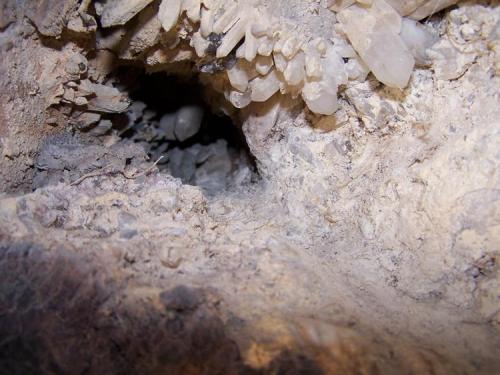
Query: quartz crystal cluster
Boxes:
[
  {"xmin": 114, "ymin": 0, "xmax": 453, "ymax": 115},
  {"xmin": 77, "ymin": 0, "xmax": 455, "ymax": 116}
]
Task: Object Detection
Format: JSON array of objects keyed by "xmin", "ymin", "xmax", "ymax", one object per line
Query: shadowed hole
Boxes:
[{"xmin": 113, "ymin": 67, "xmax": 259, "ymax": 195}]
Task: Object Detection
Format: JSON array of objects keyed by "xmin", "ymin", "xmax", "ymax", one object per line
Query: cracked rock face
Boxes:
[{"xmin": 0, "ymin": 0, "xmax": 499, "ymax": 374}]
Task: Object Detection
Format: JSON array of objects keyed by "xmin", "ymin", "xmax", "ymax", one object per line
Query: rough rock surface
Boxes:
[{"xmin": 0, "ymin": 1, "xmax": 499, "ymax": 374}]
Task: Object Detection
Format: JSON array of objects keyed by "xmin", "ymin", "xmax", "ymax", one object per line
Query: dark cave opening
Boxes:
[{"xmin": 112, "ymin": 67, "xmax": 259, "ymax": 195}]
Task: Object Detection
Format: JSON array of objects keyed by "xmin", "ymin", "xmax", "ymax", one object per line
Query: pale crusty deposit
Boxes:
[
  {"xmin": 81, "ymin": 0, "xmax": 460, "ymax": 115},
  {"xmin": 0, "ymin": 0, "xmax": 499, "ymax": 374}
]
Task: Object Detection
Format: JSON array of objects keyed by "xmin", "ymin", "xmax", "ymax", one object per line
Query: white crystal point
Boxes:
[
  {"xmin": 322, "ymin": 47, "xmax": 348, "ymax": 86},
  {"xmin": 250, "ymin": 70, "xmax": 281, "ymax": 102},
  {"xmin": 216, "ymin": 17, "xmax": 247, "ymax": 58},
  {"xmin": 227, "ymin": 60, "xmax": 257, "ymax": 92},
  {"xmin": 302, "ymin": 80, "xmax": 338, "ymax": 115},
  {"xmin": 371, "ymin": 0, "xmax": 402, "ymax": 34},
  {"xmin": 255, "ymin": 55, "xmax": 274, "ymax": 76},
  {"xmin": 284, "ymin": 52, "xmax": 305, "ymax": 86},
  {"xmin": 225, "ymin": 89, "xmax": 252, "ymax": 109},
  {"xmin": 305, "ymin": 53, "xmax": 323, "ymax": 79},
  {"xmin": 244, "ymin": 27, "xmax": 259, "ymax": 62},
  {"xmin": 200, "ymin": 6, "xmax": 214, "ymax": 37},
  {"xmin": 400, "ymin": 18, "xmax": 438, "ymax": 65},
  {"xmin": 273, "ymin": 52, "xmax": 288, "ymax": 73},
  {"xmin": 191, "ymin": 32, "xmax": 210, "ymax": 57},
  {"xmin": 158, "ymin": 0, "xmax": 182, "ymax": 32},
  {"xmin": 182, "ymin": 0, "xmax": 201, "ymax": 22},
  {"xmin": 339, "ymin": 3, "xmax": 415, "ymax": 89},
  {"xmin": 212, "ymin": 2, "xmax": 238, "ymax": 34}
]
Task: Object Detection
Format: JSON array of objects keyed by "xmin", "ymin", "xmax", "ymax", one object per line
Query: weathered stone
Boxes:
[
  {"xmin": 100, "ymin": 0, "xmax": 155, "ymax": 28},
  {"xmin": 25, "ymin": 0, "xmax": 79, "ymax": 37}
]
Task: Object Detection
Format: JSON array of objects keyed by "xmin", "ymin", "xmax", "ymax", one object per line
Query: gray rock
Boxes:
[
  {"xmin": 174, "ymin": 105, "xmax": 204, "ymax": 142},
  {"xmin": 159, "ymin": 113, "xmax": 177, "ymax": 141},
  {"xmin": 100, "ymin": 0, "xmax": 155, "ymax": 28},
  {"xmin": 120, "ymin": 229, "xmax": 138, "ymax": 239}
]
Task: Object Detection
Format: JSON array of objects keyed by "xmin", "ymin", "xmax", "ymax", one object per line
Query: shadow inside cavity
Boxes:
[{"xmin": 115, "ymin": 68, "xmax": 260, "ymax": 195}]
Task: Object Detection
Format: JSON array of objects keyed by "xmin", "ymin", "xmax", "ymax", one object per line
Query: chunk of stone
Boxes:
[
  {"xmin": 0, "ymin": 0, "xmax": 16, "ymax": 29},
  {"xmin": 73, "ymin": 112, "xmax": 101, "ymax": 130},
  {"xmin": 65, "ymin": 54, "xmax": 88, "ymax": 79},
  {"xmin": 408, "ymin": 0, "xmax": 460, "ymax": 20},
  {"xmin": 174, "ymin": 106, "xmax": 204, "ymax": 142},
  {"xmin": 194, "ymin": 140, "xmax": 232, "ymax": 193},
  {"xmin": 78, "ymin": 80, "xmax": 130, "ymax": 113},
  {"xmin": 345, "ymin": 82, "xmax": 397, "ymax": 130},
  {"xmin": 121, "ymin": 3, "xmax": 162, "ymax": 57},
  {"xmin": 88, "ymin": 51, "xmax": 115, "ymax": 82},
  {"xmin": 100, "ymin": 0, "xmax": 154, "ymax": 28},
  {"xmin": 160, "ymin": 113, "xmax": 177, "ymax": 141},
  {"xmin": 168, "ymin": 145, "xmax": 199, "ymax": 182},
  {"xmin": 25, "ymin": 0, "xmax": 79, "ymax": 37},
  {"xmin": 67, "ymin": 12, "xmax": 97, "ymax": 34},
  {"xmin": 126, "ymin": 101, "xmax": 147, "ymax": 124},
  {"xmin": 89, "ymin": 119, "xmax": 113, "ymax": 136},
  {"xmin": 427, "ymin": 39, "xmax": 476, "ymax": 80}
]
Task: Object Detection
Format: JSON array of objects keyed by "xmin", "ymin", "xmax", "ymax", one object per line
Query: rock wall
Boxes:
[{"xmin": 0, "ymin": 0, "xmax": 498, "ymax": 374}]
